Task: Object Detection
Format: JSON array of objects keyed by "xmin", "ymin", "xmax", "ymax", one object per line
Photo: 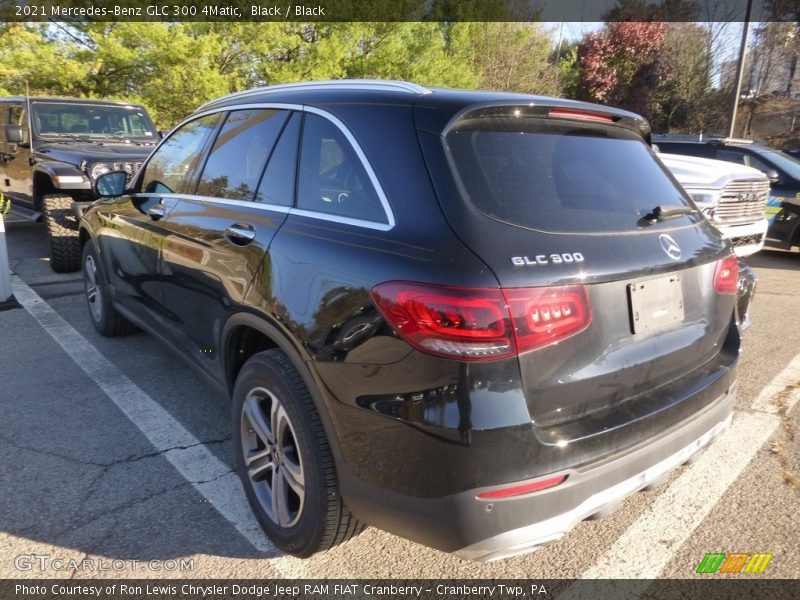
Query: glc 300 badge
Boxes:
[{"xmin": 511, "ymin": 253, "xmax": 585, "ymax": 266}]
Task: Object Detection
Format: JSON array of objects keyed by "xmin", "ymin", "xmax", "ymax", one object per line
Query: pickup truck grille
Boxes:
[
  {"xmin": 715, "ymin": 179, "xmax": 769, "ymax": 225},
  {"xmin": 112, "ymin": 162, "xmax": 143, "ymax": 181}
]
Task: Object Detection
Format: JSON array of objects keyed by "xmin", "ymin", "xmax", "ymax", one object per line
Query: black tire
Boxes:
[
  {"xmin": 42, "ymin": 195, "xmax": 82, "ymax": 273},
  {"xmin": 233, "ymin": 349, "xmax": 365, "ymax": 557},
  {"xmin": 82, "ymin": 240, "xmax": 137, "ymax": 337}
]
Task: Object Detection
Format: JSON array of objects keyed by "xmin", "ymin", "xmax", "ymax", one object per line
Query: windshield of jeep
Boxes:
[{"xmin": 32, "ymin": 102, "xmax": 156, "ymax": 141}]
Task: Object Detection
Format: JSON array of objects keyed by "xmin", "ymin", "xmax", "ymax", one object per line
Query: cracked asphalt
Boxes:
[{"xmin": 0, "ymin": 219, "xmax": 798, "ymax": 581}]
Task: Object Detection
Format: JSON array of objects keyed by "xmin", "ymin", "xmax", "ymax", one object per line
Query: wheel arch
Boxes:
[
  {"xmin": 221, "ymin": 312, "xmax": 348, "ymax": 471},
  {"xmin": 32, "ymin": 168, "xmax": 57, "ymax": 211}
]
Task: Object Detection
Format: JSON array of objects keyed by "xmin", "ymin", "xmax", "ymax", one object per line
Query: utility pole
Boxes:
[
  {"xmin": 728, "ymin": 0, "xmax": 754, "ymax": 138},
  {"xmin": 556, "ymin": 22, "xmax": 565, "ymax": 60}
]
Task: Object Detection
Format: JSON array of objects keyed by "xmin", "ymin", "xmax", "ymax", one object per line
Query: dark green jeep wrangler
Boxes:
[{"xmin": 0, "ymin": 97, "xmax": 157, "ymax": 271}]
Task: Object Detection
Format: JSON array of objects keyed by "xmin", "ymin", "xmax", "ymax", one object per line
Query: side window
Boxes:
[
  {"xmin": 8, "ymin": 105, "xmax": 29, "ymax": 143},
  {"xmin": 140, "ymin": 113, "xmax": 221, "ymax": 194},
  {"xmin": 196, "ymin": 109, "xmax": 288, "ymax": 201},
  {"xmin": 715, "ymin": 149, "xmax": 747, "ymax": 166},
  {"xmin": 297, "ymin": 113, "xmax": 387, "ymax": 224},
  {"xmin": 742, "ymin": 153, "xmax": 771, "ymax": 172},
  {"xmin": 256, "ymin": 112, "xmax": 301, "ymax": 206}
]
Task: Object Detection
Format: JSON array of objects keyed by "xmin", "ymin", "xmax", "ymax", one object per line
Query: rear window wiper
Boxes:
[{"xmin": 640, "ymin": 204, "xmax": 698, "ymax": 226}]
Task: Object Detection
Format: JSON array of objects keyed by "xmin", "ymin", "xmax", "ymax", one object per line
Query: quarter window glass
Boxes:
[
  {"xmin": 297, "ymin": 114, "xmax": 387, "ymax": 224},
  {"xmin": 257, "ymin": 112, "xmax": 300, "ymax": 206},
  {"xmin": 140, "ymin": 114, "xmax": 220, "ymax": 194},
  {"xmin": 197, "ymin": 109, "xmax": 288, "ymax": 201}
]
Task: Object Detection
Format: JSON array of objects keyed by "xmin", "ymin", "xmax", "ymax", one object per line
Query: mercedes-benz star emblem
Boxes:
[{"xmin": 658, "ymin": 234, "xmax": 681, "ymax": 261}]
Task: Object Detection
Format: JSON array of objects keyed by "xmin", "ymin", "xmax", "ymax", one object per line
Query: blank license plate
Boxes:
[{"xmin": 628, "ymin": 273, "xmax": 684, "ymax": 334}]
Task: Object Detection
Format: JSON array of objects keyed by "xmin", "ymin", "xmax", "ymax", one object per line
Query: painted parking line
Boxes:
[
  {"xmin": 751, "ymin": 351, "xmax": 800, "ymax": 414},
  {"xmin": 574, "ymin": 411, "xmax": 778, "ymax": 583},
  {"xmin": 563, "ymin": 348, "xmax": 800, "ymax": 590},
  {"xmin": 10, "ymin": 275, "xmax": 311, "ymax": 578}
]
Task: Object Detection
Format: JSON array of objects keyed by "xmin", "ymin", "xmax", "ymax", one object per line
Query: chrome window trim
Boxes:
[
  {"xmin": 138, "ymin": 102, "xmax": 396, "ymax": 232},
  {"xmin": 131, "ymin": 192, "xmax": 291, "ymax": 213},
  {"xmin": 300, "ymin": 105, "xmax": 395, "ymax": 231}
]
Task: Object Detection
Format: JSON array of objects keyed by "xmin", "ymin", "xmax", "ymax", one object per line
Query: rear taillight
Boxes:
[
  {"xmin": 503, "ymin": 286, "xmax": 591, "ymax": 354},
  {"xmin": 713, "ymin": 255, "xmax": 739, "ymax": 295},
  {"xmin": 370, "ymin": 282, "xmax": 513, "ymax": 360},
  {"xmin": 371, "ymin": 282, "xmax": 591, "ymax": 361}
]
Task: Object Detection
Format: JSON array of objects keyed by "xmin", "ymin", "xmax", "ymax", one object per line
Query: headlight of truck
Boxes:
[{"xmin": 88, "ymin": 162, "xmax": 114, "ymax": 180}]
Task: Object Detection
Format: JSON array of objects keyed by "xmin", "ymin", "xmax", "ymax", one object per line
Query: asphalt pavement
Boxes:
[{"xmin": 0, "ymin": 219, "xmax": 798, "ymax": 582}]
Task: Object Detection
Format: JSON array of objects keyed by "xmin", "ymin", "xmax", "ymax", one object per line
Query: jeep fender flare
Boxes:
[{"xmin": 33, "ymin": 162, "xmax": 90, "ymax": 195}]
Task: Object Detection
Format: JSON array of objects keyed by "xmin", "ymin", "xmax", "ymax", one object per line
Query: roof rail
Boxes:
[{"xmin": 198, "ymin": 80, "xmax": 431, "ymax": 110}]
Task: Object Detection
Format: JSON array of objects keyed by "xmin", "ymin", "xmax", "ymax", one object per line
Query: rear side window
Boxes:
[
  {"xmin": 141, "ymin": 114, "xmax": 221, "ymax": 194},
  {"xmin": 297, "ymin": 113, "xmax": 387, "ymax": 224},
  {"xmin": 196, "ymin": 109, "xmax": 288, "ymax": 201},
  {"xmin": 257, "ymin": 112, "xmax": 300, "ymax": 206},
  {"xmin": 446, "ymin": 117, "xmax": 696, "ymax": 233}
]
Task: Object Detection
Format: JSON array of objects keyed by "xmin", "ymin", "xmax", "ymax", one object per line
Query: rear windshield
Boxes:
[{"xmin": 446, "ymin": 117, "xmax": 699, "ymax": 233}]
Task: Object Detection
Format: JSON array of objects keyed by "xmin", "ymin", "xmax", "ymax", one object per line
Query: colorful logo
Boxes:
[{"xmin": 696, "ymin": 552, "xmax": 773, "ymax": 574}]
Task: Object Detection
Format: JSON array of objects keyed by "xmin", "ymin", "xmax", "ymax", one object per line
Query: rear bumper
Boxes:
[
  {"xmin": 455, "ymin": 386, "xmax": 733, "ymax": 561},
  {"xmin": 341, "ymin": 382, "xmax": 735, "ymax": 561}
]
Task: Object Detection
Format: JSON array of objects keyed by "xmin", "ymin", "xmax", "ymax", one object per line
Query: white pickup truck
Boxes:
[{"xmin": 659, "ymin": 153, "xmax": 770, "ymax": 258}]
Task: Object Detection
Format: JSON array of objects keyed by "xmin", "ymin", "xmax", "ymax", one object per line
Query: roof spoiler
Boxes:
[{"xmin": 442, "ymin": 101, "xmax": 652, "ymax": 142}]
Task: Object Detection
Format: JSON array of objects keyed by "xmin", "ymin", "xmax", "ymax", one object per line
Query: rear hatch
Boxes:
[{"xmin": 415, "ymin": 101, "xmax": 738, "ymax": 444}]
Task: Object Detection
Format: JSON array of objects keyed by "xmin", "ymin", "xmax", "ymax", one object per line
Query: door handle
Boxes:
[
  {"xmin": 147, "ymin": 205, "xmax": 166, "ymax": 220},
  {"xmin": 225, "ymin": 223, "xmax": 256, "ymax": 245}
]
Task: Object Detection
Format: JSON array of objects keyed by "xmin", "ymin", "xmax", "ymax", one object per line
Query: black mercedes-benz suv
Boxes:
[{"xmin": 79, "ymin": 80, "xmax": 740, "ymax": 561}]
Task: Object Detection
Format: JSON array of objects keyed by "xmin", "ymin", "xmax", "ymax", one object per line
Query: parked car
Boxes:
[
  {"xmin": 80, "ymin": 80, "xmax": 740, "ymax": 561},
  {"xmin": 654, "ymin": 136, "xmax": 800, "ymax": 252},
  {"xmin": 658, "ymin": 153, "xmax": 769, "ymax": 258},
  {"xmin": 0, "ymin": 97, "xmax": 157, "ymax": 271}
]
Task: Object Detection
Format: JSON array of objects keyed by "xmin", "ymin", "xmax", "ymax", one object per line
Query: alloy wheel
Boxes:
[
  {"xmin": 84, "ymin": 254, "xmax": 103, "ymax": 323},
  {"xmin": 240, "ymin": 386, "xmax": 306, "ymax": 528}
]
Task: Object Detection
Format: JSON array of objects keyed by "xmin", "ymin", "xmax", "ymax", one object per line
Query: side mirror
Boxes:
[
  {"xmin": 3, "ymin": 125, "xmax": 24, "ymax": 144},
  {"xmin": 763, "ymin": 168, "xmax": 780, "ymax": 184},
  {"xmin": 651, "ymin": 143, "xmax": 660, "ymax": 154},
  {"xmin": 95, "ymin": 171, "xmax": 127, "ymax": 197},
  {"xmin": 158, "ymin": 130, "xmax": 167, "ymax": 140}
]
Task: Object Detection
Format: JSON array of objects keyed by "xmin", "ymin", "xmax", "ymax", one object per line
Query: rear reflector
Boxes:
[
  {"xmin": 371, "ymin": 282, "xmax": 591, "ymax": 361},
  {"xmin": 713, "ymin": 255, "xmax": 739, "ymax": 295},
  {"xmin": 477, "ymin": 474, "xmax": 568, "ymax": 500},
  {"xmin": 548, "ymin": 108, "xmax": 614, "ymax": 123}
]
